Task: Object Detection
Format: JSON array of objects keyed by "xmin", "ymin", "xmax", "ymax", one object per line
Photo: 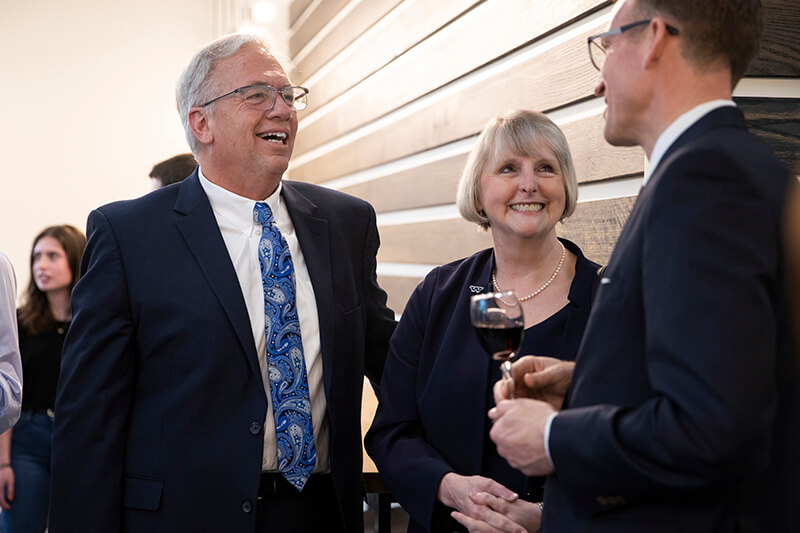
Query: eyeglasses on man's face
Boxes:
[
  {"xmin": 587, "ymin": 19, "xmax": 679, "ymax": 72},
  {"xmin": 199, "ymin": 84, "xmax": 309, "ymax": 111}
]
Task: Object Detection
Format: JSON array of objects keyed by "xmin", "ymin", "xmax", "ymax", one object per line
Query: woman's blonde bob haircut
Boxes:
[{"xmin": 457, "ymin": 110, "xmax": 578, "ymax": 230}]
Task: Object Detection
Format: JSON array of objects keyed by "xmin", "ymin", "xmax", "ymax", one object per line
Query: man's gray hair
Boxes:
[{"xmin": 176, "ymin": 33, "xmax": 271, "ymax": 154}]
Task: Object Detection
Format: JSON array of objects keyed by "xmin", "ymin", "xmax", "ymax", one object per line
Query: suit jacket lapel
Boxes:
[
  {"xmin": 281, "ymin": 182, "xmax": 336, "ymax": 399},
  {"xmin": 173, "ymin": 173, "xmax": 262, "ymax": 380},
  {"xmin": 649, "ymin": 106, "xmax": 747, "ymax": 191}
]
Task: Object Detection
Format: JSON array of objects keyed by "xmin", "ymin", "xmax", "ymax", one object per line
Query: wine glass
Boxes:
[{"xmin": 470, "ymin": 291, "xmax": 524, "ymax": 399}]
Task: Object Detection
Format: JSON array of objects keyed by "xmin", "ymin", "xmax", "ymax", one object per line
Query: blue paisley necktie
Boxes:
[{"xmin": 254, "ymin": 202, "xmax": 316, "ymax": 491}]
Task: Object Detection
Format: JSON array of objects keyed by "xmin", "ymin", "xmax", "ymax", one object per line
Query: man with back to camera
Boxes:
[
  {"xmin": 49, "ymin": 34, "xmax": 396, "ymax": 533},
  {"xmin": 487, "ymin": 0, "xmax": 799, "ymax": 531},
  {"xmin": 148, "ymin": 153, "xmax": 197, "ymax": 190}
]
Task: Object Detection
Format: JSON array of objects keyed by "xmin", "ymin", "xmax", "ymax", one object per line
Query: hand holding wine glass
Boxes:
[
  {"xmin": 470, "ymin": 291, "xmax": 524, "ymax": 399},
  {"xmin": 492, "ymin": 355, "xmax": 575, "ymax": 409}
]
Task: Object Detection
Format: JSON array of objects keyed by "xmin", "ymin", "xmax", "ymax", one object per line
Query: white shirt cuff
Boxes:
[{"xmin": 543, "ymin": 412, "xmax": 557, "ymax": 469}]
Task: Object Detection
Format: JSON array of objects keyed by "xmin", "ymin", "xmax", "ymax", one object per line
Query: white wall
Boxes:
[{"xmin": 0, "ymin": 0, "xmax": 290, "ymax": 299}]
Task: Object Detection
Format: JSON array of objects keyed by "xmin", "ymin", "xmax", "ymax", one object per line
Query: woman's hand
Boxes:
[
  {"xmin": 437, "ymin": 473, "xmax": 526, "ymax": 533},
  {"xmin": 452, "ymin": 494, "xmax": 542, "ymax": 533},
  {"xmin": 493, "ymin": 355, "xmax": 574, "ymax": 410},
  {"xmin": 0, "ymin": 464, "xmax": 15, "ymax": 510}
]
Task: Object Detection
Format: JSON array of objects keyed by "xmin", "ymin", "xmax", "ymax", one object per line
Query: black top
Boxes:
[
  {"xmin": 481, "ymin": 240, "xmax": 600, "ymax": 503},
  {"xmin": 18, "ymin": 317, "xmax": 69, "ymax": 411}
]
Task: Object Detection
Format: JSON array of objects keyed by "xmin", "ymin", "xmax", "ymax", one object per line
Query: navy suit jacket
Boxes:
[
  {"xmin": 366, "ymin": 240, "xmax": 599, "ymax": 532},
  {"xmin": 543, "ymin": 107, "xmax": 799, "ymax": 532},
  {"xmin": 50, "ymin": 173, "xmax": 396, "ymax": 533}
]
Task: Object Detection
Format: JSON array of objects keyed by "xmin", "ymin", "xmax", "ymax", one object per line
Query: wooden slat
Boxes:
[
  {"xmin": 377, "ymin": 218, "xmax": 493, "ymax": 265},
  {"xmin": 738, "ymin": 97, "xmax": 800, "ymax": 174},
  {"xmin": 289, "ymin": 0, "xmax": 315, "ymax": 29},
  {"xmin": 558, "ymin": 196, "xmax": 637, "ymax": 266},
  {"xmin": 292, "ymin": 0, "xmax": 403, "ymax": 84},
  {"xmin": 291, "ymin": 21, "xmax": 608, "ymax": 184},
  {"xmin": 748, "ymin": 0, "xmax": 800, "ymax": 77},
  {"xmin": 341, "ymin": 154, "xmax": 464, "ymax": 214},
  {"xmin": 289, "ymin": 0, "xmax": 349, "ymax": 58},
  {"xmin": 377, "ymin": 275, "xmax": 424, "ymax": 315},
  {"xmin": 340, "ymin": 112, "xmax": 645, "ymax": 213},
  {"xmin": 294, "ymin": 0, "xmax": 608, "ymax": 155},
  {"xmin": 298, "ymin": 0, "xmax": 480, "ymax": 115}
]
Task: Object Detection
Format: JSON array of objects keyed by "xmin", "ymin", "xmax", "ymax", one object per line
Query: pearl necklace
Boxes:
[{"xmin": 492, "ymin": 240, "xmax": 566, "ymax": 302}]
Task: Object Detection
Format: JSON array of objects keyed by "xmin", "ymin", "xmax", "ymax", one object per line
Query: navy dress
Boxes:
[{"xmin": 366, "ymin": 238, "xmax": 599, "ymax": 532}]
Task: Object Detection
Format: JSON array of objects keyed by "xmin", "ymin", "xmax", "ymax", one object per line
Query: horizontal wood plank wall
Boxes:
[
  {"xmin": 289, "ymin": 0, "xmax": 349, "ymax": 58},
  {"xmin": 377, "ymin": 218, "xmax": 493, "ymax": 265},
  {"xmin": 558, "ymin": 197, "xmax": 637, "ymax": 265},
  {"xmin": 377, "ymin": 275, "xmax": 426, "ymax": 319},
  {"xmin": 294, "ymin": 0, "xmax": 609, "ymax": 157},
  {"xmin": 749, "ymin": 0, "xmax": 800, "ymax": 77},
  {"xmin": 297, "ymin": 0, "xmax": 483, "ymax": 113},
  {"xmin": 292, "ymin": 0, "xmax": 403, "ymax": 84},
  {"xmin": 737, "ymin": 97, "xmax": 800, "ymax": 174},
  {"xmin": 292, "ymin": 22, "xmax": 611, "ymax": 182},
  {"xmin": 339, "ymin": 112, "xmax": 644, "ymax": 213},
  {"xmin": 289, "ymin": 0, "xmax": 314, "ymax": 28},
  {"xmin": 288, "ymin": 0, "xmax": 800, "ymax": 316}
]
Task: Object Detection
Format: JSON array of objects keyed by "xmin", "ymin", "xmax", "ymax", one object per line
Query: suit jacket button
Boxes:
[
  {"xmin": 250, "ymin": 422, "xmax": 262, "ymax": 435},
  {"xmin": 242, "ymin": 500, "xmax": 253, "ymax": 513}
]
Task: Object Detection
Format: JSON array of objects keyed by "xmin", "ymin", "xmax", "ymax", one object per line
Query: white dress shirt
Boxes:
[
  {"xmin": 198, "ymin": 170, "xmax": 330, "ymax": 473},
  {"xmin": 544, "ymin": 99, "xmax": 737, "ymax": 468},
  {"xmin": 0, "ymin": 252, "xmax": 23, "ymax": 433}
]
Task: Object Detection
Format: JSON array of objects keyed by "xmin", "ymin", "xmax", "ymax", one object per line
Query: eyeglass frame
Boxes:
[
  {"xmin": 197, "ymin": 84, "xmax": 309, "ymax": 111},
  {"xmin": 587, "ymin": 19, "xmax": 679, "ymax": 71}
]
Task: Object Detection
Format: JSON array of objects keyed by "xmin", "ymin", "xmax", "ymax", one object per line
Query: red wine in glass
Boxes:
[
  {"xmin": 474, "ymin": 324, "xmax": 524, "ymax": 362},
  {"xmin": 470, "ymin": 291, "xmax": 524, "ymax": 399}
]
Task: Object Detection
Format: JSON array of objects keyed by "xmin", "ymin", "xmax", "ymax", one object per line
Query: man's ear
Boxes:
[
  {"xmin": 188, "ymin": 107, "xmax": 214, "ymax": 145},
  {"xmin": 642, "ymin": 17, "xmax": 672, "ymax": 69}
]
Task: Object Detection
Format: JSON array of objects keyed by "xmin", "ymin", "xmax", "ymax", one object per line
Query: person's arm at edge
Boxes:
[
  {"xmin": 0, "ymin": 254, "xmax": 22, "ymax": 433},
  {"xmin": 0, "ymin": 429, "xmax": 14, "ymax": 510}
]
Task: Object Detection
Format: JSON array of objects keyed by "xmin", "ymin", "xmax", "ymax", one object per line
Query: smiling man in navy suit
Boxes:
[
  {"xmin": 490, "ymin": 0, "xmax": 799, "ymax": 531},
  {"xmin": 50, "ymin": 34, "xmax": 395, "ymax": 533}
]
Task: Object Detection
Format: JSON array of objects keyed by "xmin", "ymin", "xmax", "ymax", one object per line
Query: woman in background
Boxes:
[
  {"xmin": 366, "ymin": 110, "xmax": 599, "ymax": 532},
  {"xmin": 0, "ymin": 225, "xmax": 86, "ymax": 533}
]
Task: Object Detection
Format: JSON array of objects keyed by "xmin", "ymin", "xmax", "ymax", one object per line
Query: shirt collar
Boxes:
[
  {"xmin": 643, "ymin": 99, "xmax": 736, "ymax": 186},
  {"xmin": 197, "ymin": 168, "xmax": 284, "ymax": 234}
]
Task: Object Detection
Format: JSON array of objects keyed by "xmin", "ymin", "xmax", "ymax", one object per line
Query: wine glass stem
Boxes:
[{"xmin": 502, "ymin": 358, "xmax": 514, "ymax": 400}]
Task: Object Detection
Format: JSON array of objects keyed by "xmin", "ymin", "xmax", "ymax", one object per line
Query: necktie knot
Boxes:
[{"xmin": 253, "ymin": 202, "xmax": 274, "ymax": 227}]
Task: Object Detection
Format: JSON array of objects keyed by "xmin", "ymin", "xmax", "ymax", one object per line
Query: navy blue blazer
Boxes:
[
  {"xmin": 50, "ymin": 173, "xmax": 396, "ymax": 533},
  {"xmin": 544, "ymin": 107, "xmax": 799, "ymax": 532},
  {"xmin": 366, "ymin": 239, "xmax": 599, "ymax": 532}
]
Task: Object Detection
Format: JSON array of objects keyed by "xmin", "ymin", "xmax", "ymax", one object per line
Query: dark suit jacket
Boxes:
[
  {"xmin": 50, "ymin": 173, "xmax": 396, "ymax": 533},
  {"xmin": 366, "ymin": 240, "xmax": 599, "ymax": 532},
  {"xmin": 543, "ymin": 107, "xmax": 799, "ymax": 532}
]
